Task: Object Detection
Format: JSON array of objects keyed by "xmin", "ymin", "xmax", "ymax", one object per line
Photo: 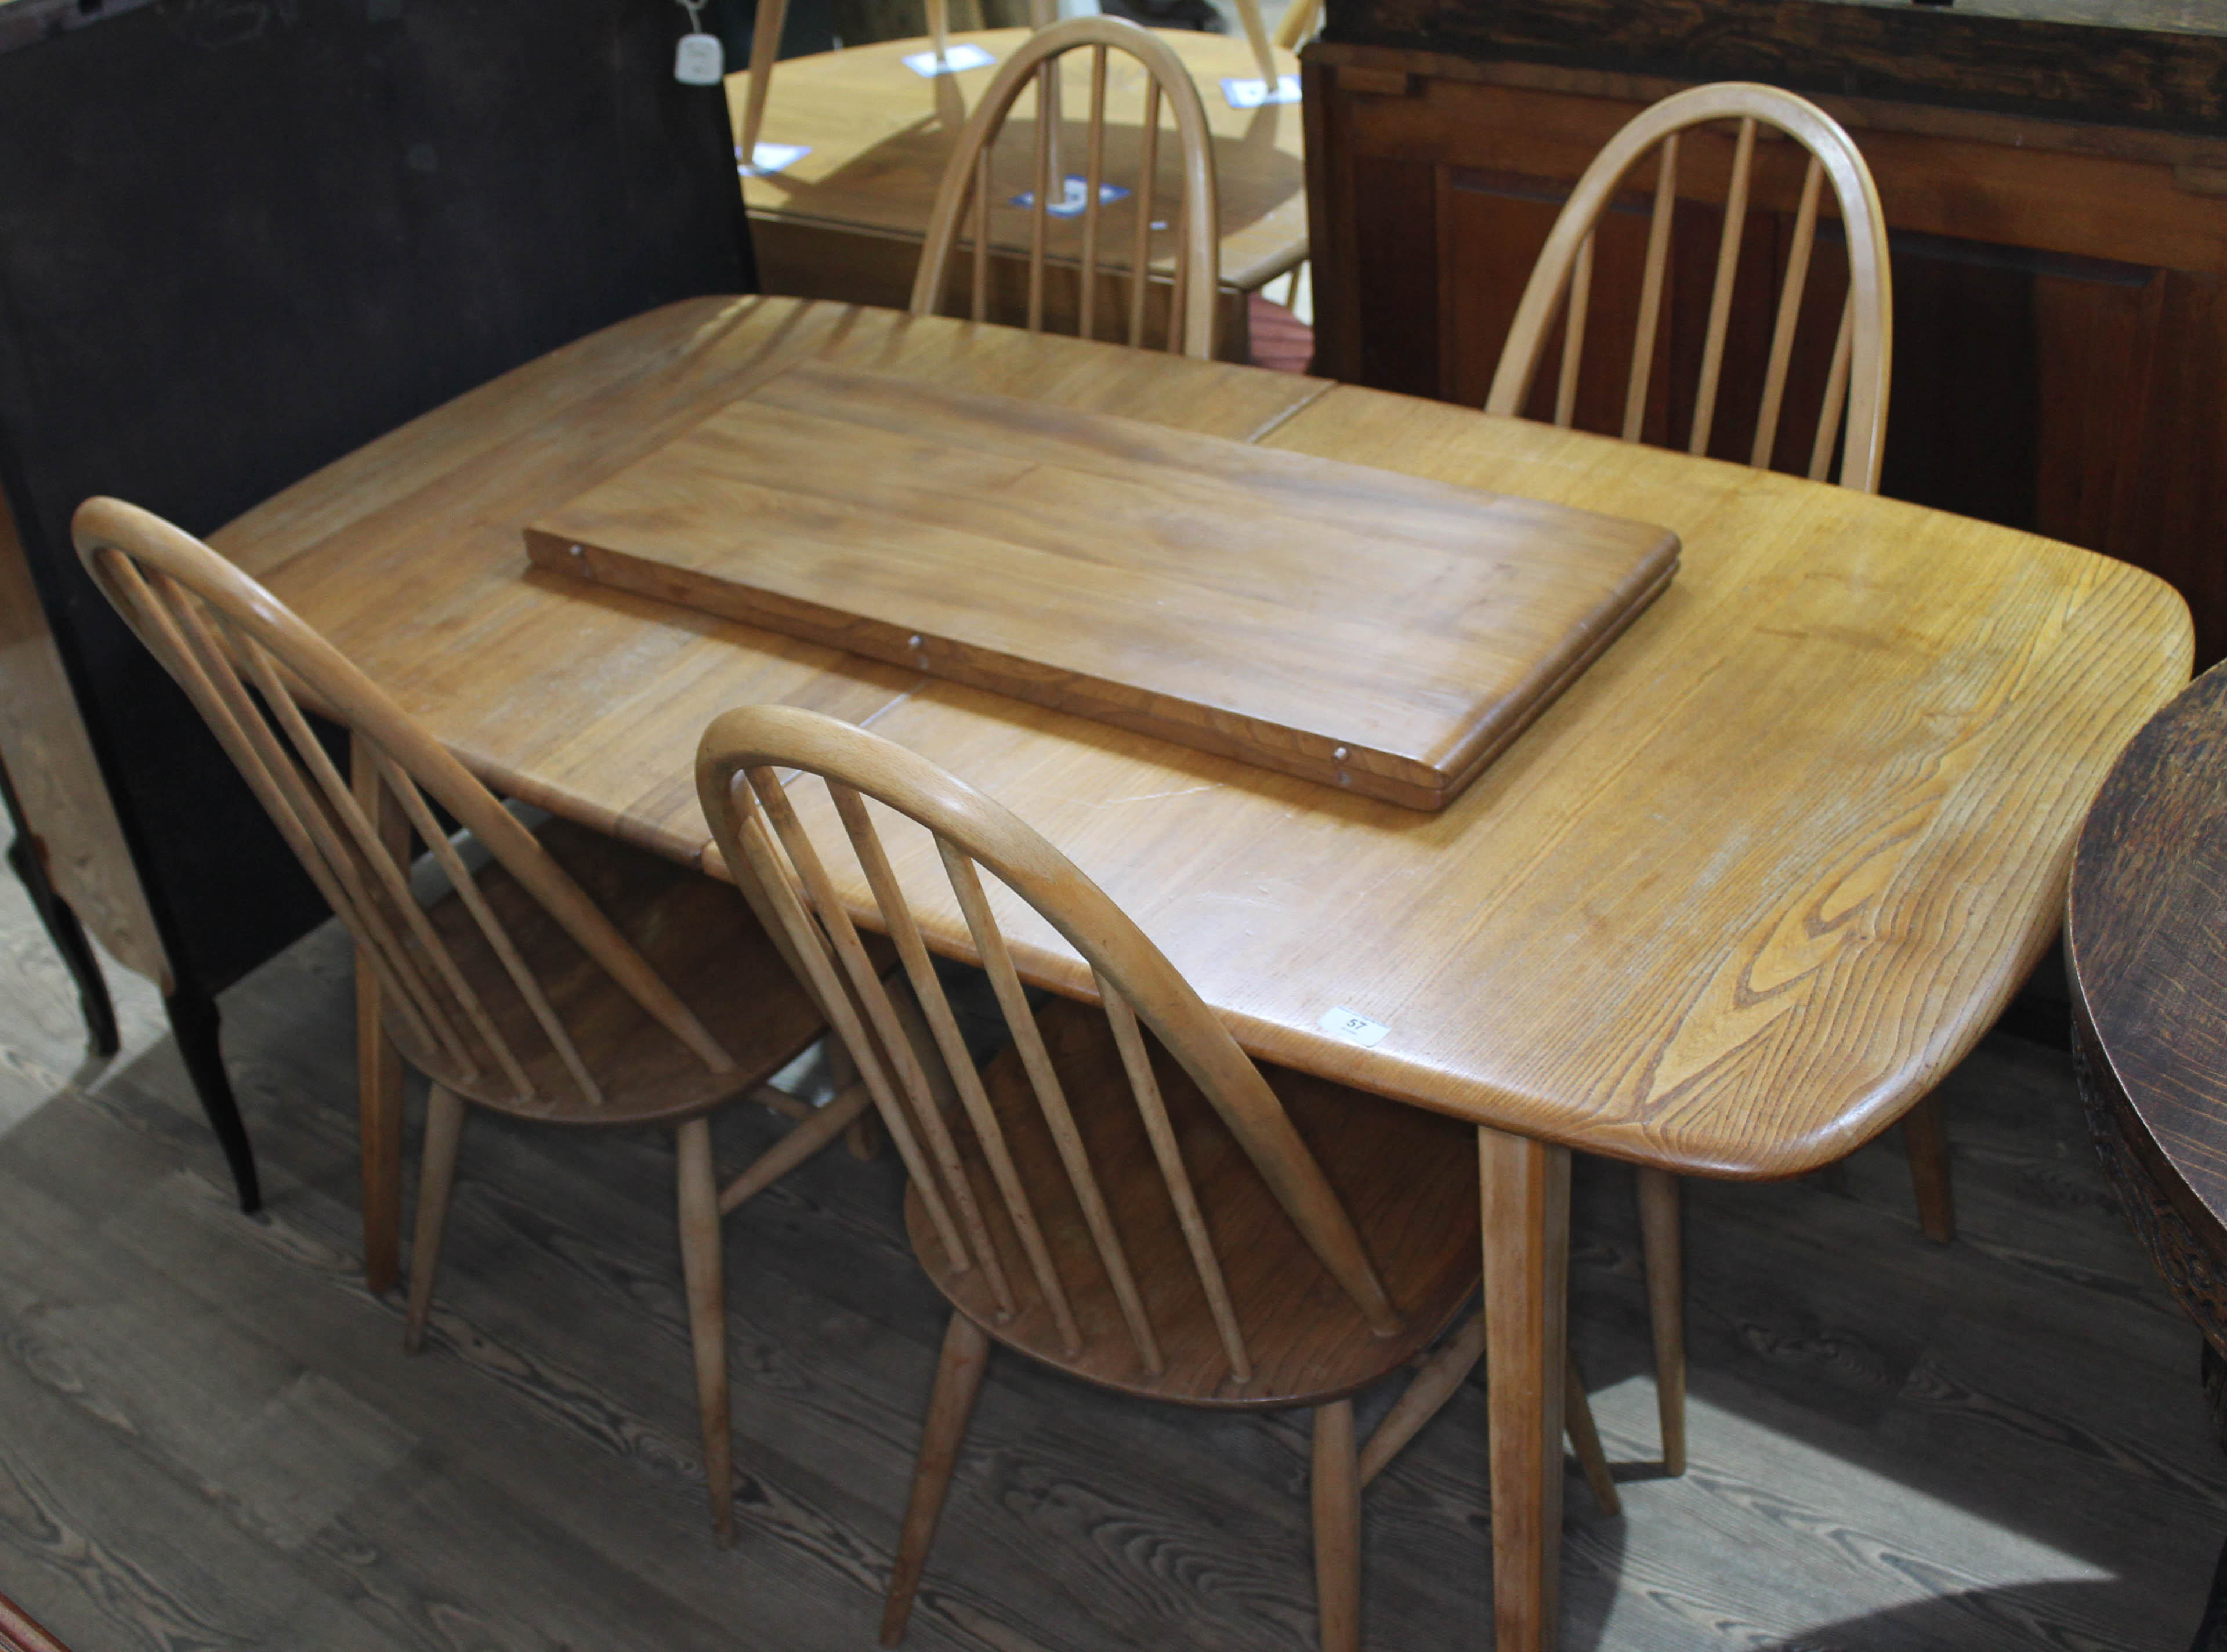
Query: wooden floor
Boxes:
[{"xmin": 0, "ymin": 832, "xmax": 2222, "ymax": 1651}]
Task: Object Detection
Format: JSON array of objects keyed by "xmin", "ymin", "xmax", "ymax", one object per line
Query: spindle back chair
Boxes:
[
  {"xmin": 910, "ymin": 16, "xmax": 1222, "ymax": 361},
  {"xmin": 74, "ymin": 497, "xmax": 870, "ymax": 1545},
  {"xmin": 1485, "ymin": 81, "xmax": 1892, "ymax": 491},
  {"xmin": 1488, "ymin": 84, "xmax": 1916, "ymax": 1494},
  {"xmin": 696, "ymin": 704, "xmax": 1614, "ymax": 1650}
]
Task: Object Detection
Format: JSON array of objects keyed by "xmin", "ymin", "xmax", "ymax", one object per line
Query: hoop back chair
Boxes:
[
  {"xmin": 696, "ymin": 704, "xmax": 1617, "ymax": 1650},
  {"xmin": 1485, "ymin": 82, "xmax": 1892, "ymax": 492},
  {"xmin": 73, "ymin": 497, "xmax": 874, "ymax": 1545},
  {"xmin": 1487, "ymin": 83, "xmax": 1929, "ymax": 1486},
  {"xmin": 910, "ymin": 16, "xmax": 1222, "ymax": 361}
]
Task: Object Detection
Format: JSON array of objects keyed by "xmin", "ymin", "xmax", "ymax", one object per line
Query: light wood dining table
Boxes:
[{"xmin": 211, "ymin": 295, "xmax": 2191, "ymax": 1650}]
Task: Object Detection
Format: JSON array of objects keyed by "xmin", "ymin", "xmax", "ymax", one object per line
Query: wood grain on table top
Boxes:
[
  {"xmin": 219, "ymin": 296, "xmax": 2192, "ymax": 1177},
  {"xmin": 731, "ymin": 28, "xmax": 1308, "ymax": 291},
  {"xmin": 526, "ymin": 359, "xmax": 1677, "ymax": 809}
]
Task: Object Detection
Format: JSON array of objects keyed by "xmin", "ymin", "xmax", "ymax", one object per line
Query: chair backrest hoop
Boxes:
[
  {"xmin": 908, "ymin": 15, "xmax": 1222, "ymax": 361},
  {"xmin": 73, "ymin": 497, "xmax": 736, "ymax": 1106},
  {"xmin": 1483, "ymin": 81, "xmax": 1892, "ymax": 494},
  {"xmin": 696, "ymin": 703, "xmax": 1400, "ymax": 1378}
]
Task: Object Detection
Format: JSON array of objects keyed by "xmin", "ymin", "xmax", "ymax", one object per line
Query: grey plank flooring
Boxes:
[{"xmin": 0, "ymin": 829, "xmax": 2221, "ymax": 1650}]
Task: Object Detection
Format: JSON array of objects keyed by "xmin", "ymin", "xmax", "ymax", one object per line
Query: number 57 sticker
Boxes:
[{"xmin": 1317, "ymin": 1006, "xmax": 1390, "ymax": 1048}]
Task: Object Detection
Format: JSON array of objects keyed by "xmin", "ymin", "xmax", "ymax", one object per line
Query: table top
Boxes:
[
  {"xmin": 220, "ymin": 296, "xmax": 2192, "ymax": 1177},
  {"xmin": 2068, "ymin": 661, "xmax": 2227, "ymax": 1238},
  {"xmin": 730, "ymin": 28, "xmax": 1308, "ymax": 291}
]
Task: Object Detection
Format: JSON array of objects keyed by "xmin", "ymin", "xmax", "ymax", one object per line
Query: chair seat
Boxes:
[
  {"xmin": 384, "ymin": 819, "xmax": 827, "ymax": 1126},
  {"xmin": 906, "ymin": 997, "xmax": 1480, "ymax": 1410}
]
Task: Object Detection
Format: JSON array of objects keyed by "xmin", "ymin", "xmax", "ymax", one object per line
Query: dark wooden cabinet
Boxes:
[{"xmin": 1303, "ymin": 1, "xmax": 2227, "ymax": 663}]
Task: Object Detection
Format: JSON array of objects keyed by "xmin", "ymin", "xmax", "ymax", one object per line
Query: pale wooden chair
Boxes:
[
  {"xmin": 910, "ymin": 15, "xmax": 1222, "ymax": 360},
  {"xmin": 696, "ymin": 704, "xmax": 1620, "ymax": 1652},
  {"xmin": 1487, "ymin": 82, "xmax": 1916, "ymax": 1480},
  {"xmin": 73, "ymin": 497, "xmax": 878, "ymax": 1546},
  {"xmin": 734, "ymin": 0, "xmax": 1282, "ymax": 173},
  {"xmin": 1486, "ymin": 80, "xmax": 1891, "ymax": 491}
]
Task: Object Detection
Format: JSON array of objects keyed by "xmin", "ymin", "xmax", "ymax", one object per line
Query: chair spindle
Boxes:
[
  {"xmin": 829, "ymin": 787, "xmax": 1081, "ymax": 1343},
  {"xmin": 1689, "ymin": 116, "xmax": 1757, "ymax": 458},
  {"xmin": 1810, "ymin": 292, "xmax": 1856, "ymax": 482},
  {"xmin": 1555, "ymin": 233, "xmax": 1594, "ymax": 429},
  {"xmin": 1128, "ymin": 81, "xmax": 1161, "ymax": 349},
  {"xmin": 971, "ymin": 150, "xmax": 992, "ymax": 324},
  {"xmin": 749, "ymin": 770, "xmax": 1008, "ymax": 1288},
  {"xmin": 374, "ymin": 752, "xmax": 598, "ymax": 1106},
  {"xmin": 107, "ymin": 561, "xmax": 458, "ymax": 1071},
  {"xmin": 938, "ymin": 838, "xmax": 1165, "ymax": 1375},
  {"xmin": 234, "ymin": 636, "xmax": 533, "ymax": 1100},
  {"xmin": 1623, "ymin": 133, "xmax": 1680, "ymax": 441},
  {"xmin": 1752, "ymin": 154, "xmax": 1824, "ymax": 471},
  {"xmin": 1078, "ymin": 45, "xmax": 1109, "ymax": 343},
  {"xmin": 722, "ymin": 784, "xmax": 977, "ymax": 1275},
  {"xmin": 1027, "ymin": 60, "xmax": 1053, "ymax": 334},
  {"xmin": 1099, "ymin": 977, "xmax": 1251, "ymax": 1383}
]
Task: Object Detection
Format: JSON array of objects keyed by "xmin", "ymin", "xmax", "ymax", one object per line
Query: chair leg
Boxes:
[
  {"xmin": 1635, "ymin": 1165, "xmax": 1686, "ymax": 1476},
  {"xmin": 1311, "ymin": 1399, "xmax": 1361, "ymax": 1652},
  {"xmin": 165, "ymin": 987, "xmax": 260, "ymax": 1213},
  {"xmin": 1563, "ymin": 1349, "xmax": 1620, "ymax": 1517},
  {"xmin": 403, "ymin": 1084, "xmax": 466, "ymax": 1354},
  {"xmin": 1902, "ymin": 1095, "xmax": 1956, "ymax": 1245},
  {"xmin": 827, "ymin": 1034, "xmax": 880, "ymax": 1161},
  {"xmin": 1353, "ymin": 1309, "xmax": 1620, "ymax": 1515},
  {"xmin": 1358, "ymin": 1310, "xmax": 1484, "ymax": 1484},
  {"xmin": 882, "ymin": 1310, "xmax": 991, "ymax": 1647},
  {"xmin": 676, "ymin": 1116, "xmax": 736, "ymax": 1546},
  {"xmin": 717, "ymin": 1079, "xmax": 874, "ymax": 1214}
]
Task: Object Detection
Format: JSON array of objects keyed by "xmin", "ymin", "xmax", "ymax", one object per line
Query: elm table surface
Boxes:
[{"xmin": 215, "ymin": 296, "xmax": 2192, "ymax": 1651}]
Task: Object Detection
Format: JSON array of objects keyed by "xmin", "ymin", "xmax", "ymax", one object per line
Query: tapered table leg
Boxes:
[
  {"xmin": 353, "ymin": 738, "xmax": 407, "ymax": 1295},
  {"xmin": 1481, "ymin": 1125, "xmax": 1570, "ymax": 1652}
]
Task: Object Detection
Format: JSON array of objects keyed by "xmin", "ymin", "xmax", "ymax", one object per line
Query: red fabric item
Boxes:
[{"xmin": 1245, "ymin": 292, "xmax": 1315, "ymax": 374}]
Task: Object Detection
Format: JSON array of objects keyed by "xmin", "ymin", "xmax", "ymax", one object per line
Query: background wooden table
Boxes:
[
  {"xmin": 2069, "ymin": 660, "xmax": 2227, "ymax": 1649},
  {"xmin": 734, "ymin": 28, "xmax": 1306, "ymax": 360},
  {"xmin": 217, "ymin": 296, "xmax": 2190, "ymax": 1649}
]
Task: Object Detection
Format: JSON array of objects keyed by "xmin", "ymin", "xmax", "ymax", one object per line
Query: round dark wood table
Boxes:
[{"xmin": 2069, "ymin": 659, "xmax": 2227, "ymax": 1651}]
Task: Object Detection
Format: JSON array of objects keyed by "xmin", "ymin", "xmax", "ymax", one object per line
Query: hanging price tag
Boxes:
[
  {"xmin": 673, "ymin": 0, "xmax": 725, "ymax": 85},
  {"xmin": 675, "ymin": 32, "xmax": 726, "ymax": 83}
]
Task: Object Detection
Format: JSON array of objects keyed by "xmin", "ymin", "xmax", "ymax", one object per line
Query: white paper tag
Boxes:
[
  {"xmin": 1009, "ymin": 176, "xmax": 1132, "ymax": 218},
  {"xmin": 675, "ymin": 31, "xmax": 726, "ymax": 84},
  {"xmin": 1318, "ymin": 1006, "xmax": 1390, "ymax": 1048},
  {"xmin": 1221, "ymin": 73, "xmax": 1301, "ymax": 108},
  {"xmin": 738, "ymin": 142, "xmax": 811, "ymax": 176},
  {"xmin": 903, "ymin": 40, "xmax": 996, "ymax": 75}
]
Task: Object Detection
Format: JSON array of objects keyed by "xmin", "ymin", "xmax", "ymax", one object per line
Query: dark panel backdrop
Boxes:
[{"xmin": 0, "ymin": 0, "xmax": 755, "ymax": 999}]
